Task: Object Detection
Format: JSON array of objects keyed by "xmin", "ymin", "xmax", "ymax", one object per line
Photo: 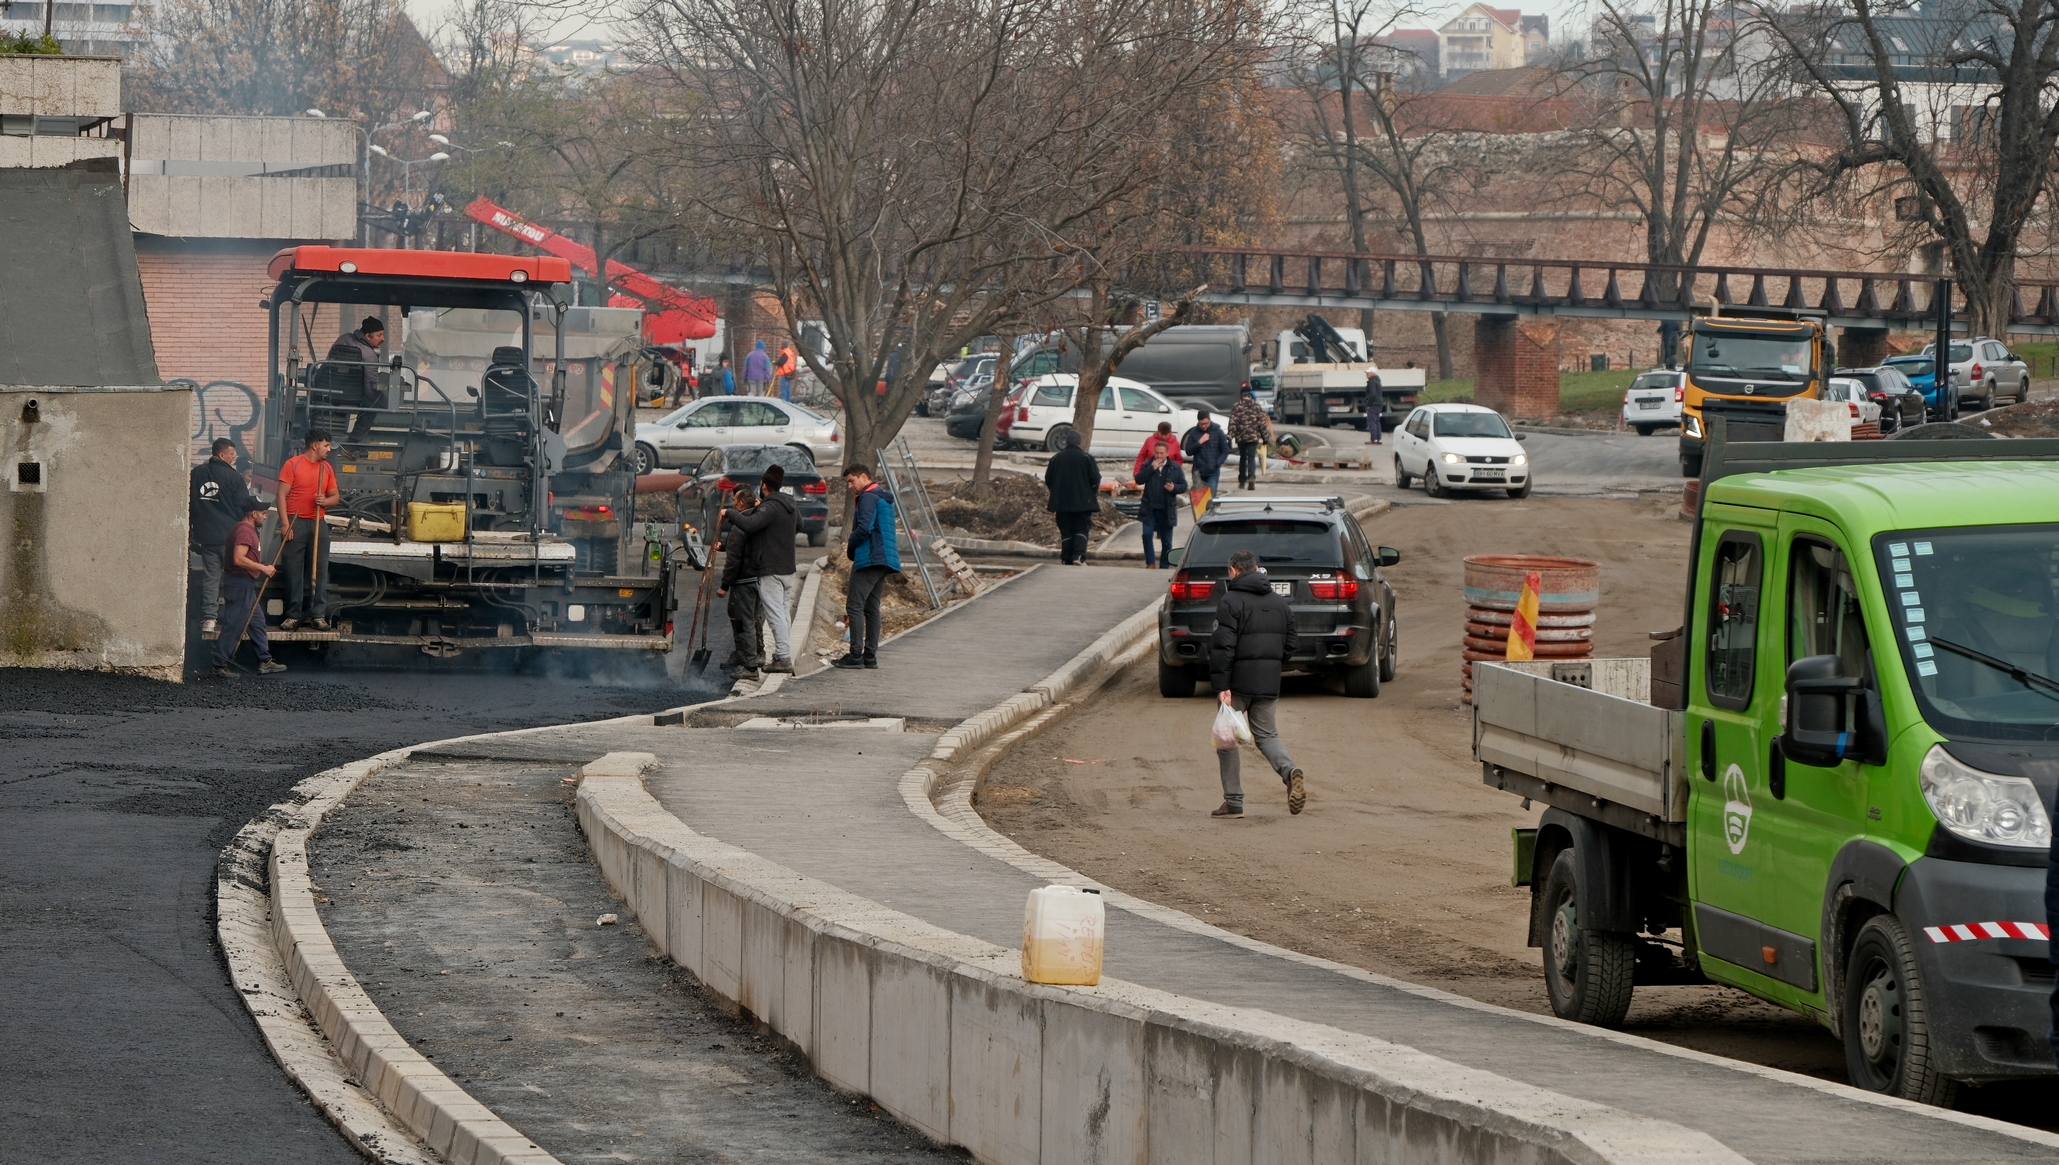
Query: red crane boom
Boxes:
[{"xmin": 463, "ymin": 197, "xmax": 719, "ymax": 344}]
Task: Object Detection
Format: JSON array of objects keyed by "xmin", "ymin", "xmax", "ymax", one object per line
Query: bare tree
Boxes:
[
  {"xmin": 631, "ymin": 0, "xmax": 1259, "ymax": 469},
  {"xmin": 1561, "ymin": 0, "xmax": 1806, "ymax": 361},
  {"xmin": 1764, "ymin": 0, "xmax": 2059, "ymax": 336},
  {"xmin": 131, "ymin": 0, "xmax": 442, "ymax": 124}
]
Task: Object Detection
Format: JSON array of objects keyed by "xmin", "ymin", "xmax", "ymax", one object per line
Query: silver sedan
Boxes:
[{"xmin": 632, "ymin": 396, "xmax": 841, "ymax": 474}]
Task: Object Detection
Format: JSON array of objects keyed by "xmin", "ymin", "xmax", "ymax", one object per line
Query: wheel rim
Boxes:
[
  {"xmin": 1394, "ymin": 456, "xmax": 1405, "ymax": 483},
  {"xmin": 1550, "ymin": 898, "xmax": 1579, "ymax": 983},
  {"xmin": 1852, "ymin": 954, "xmax": 1902, "ymax": 1083}
]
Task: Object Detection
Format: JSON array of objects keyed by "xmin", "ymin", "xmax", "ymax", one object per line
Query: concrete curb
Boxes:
[{"xmin": 575, "ymin": 752, "xmax": 1748, "ymax": 1165}]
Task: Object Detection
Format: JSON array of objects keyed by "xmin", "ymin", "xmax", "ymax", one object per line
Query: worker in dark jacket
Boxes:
[
  {"xmin": 727, "ymin": 462, "xmax": 800, "ymax": 673},
  {"xmin": 325, "ymin": 317, "xmax": 386, "ymax": 441},
  {"xmin": 1044, "ymin": 429, "xmax": 1102, "ymax": 565},
  {"xmin": 1134, "ymin": 448, "xmax": 1186, "ymax": 569},
  {"xmin": 188, "ymin": 437, "xmax": 254, "ymax": 634},
  {"xmin": 1207, "ymin": 548, "xmax": 1304, "ymax": 817},
  {"xmin": 716, "ymin": 486, "xmax": 764, "ymax": 679}
]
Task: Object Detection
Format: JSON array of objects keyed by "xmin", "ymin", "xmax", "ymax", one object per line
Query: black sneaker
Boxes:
[
  {"xmin": 862, "ymin": 654, "xmax": 878, "ymax": 669},
  {"xmin": 830, "ymin": 653, "xmax": 867, "ymax": 669}
]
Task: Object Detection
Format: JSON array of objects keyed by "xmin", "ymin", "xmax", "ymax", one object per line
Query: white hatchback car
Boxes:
[
  {"xmin": 632, "ymin": 396, "xmax": 841, "ymax": 474},
  {"xmin": 1822, "ymin": 377, "xmax": 1884, "ymax": 426},
  {"xmin": 1007, "ymin": 374, "xmax": 1200, "ymax": 456},
  {"xmin": 1392, "ymin": 403, "xmax": 1532, "ymax": 498},
  {"xmin": 1621, "ymin": 369, "xmax": 1684, "ymax": 435}
]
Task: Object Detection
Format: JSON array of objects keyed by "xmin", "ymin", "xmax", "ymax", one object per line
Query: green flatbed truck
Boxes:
[{"xmin": 1475, "ymin": 419, "xmax": 2059, "ymax": 1105}]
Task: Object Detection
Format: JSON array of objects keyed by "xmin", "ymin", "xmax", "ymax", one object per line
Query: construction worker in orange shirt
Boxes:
[
  {"xmin": 277, "ymin": 428, "xmax": 342, "ymax": 631},
  {"xmin": 774, "ymin": 343, "xmax": 798, "ymax": 401}
]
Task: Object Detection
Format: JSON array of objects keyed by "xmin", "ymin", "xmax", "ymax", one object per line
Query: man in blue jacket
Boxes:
[{"xmin": 835, "ymin": 463, "xmax": 901, "ymax": 669}]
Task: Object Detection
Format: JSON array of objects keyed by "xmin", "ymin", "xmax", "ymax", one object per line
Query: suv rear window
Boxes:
[{"xmin": 1185, "ymin": 519, "xmax": 1343, "ymax": 567}]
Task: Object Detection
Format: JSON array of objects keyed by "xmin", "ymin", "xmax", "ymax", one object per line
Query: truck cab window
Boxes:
[
  {"xmin": 1788, "ymin": 539, "xmax": 1871, "ymax": 680},
  {"xmin": 1706, "ymin": 532, "xmax": 1762, "ymax": 708}
]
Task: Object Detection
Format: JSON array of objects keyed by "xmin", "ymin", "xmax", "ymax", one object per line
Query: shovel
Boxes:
[{"xmin": 687, "ymin": 565, "xmax": 716, "ymax": 675}]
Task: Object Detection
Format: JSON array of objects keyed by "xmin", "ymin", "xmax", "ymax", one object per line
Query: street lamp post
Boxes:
[
  {"xmin": 367, "ymin": 146, "xmax": 452, "ymax": 246},
  {"xmin": 427, "ymin": 135, "xmax": 516, "ymax": 251},
  {"xmin": 305, "ymin": 108, "xmax": 433, "ymax": 246}
]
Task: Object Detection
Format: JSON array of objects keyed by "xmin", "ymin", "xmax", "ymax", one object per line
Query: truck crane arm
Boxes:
[{"xmin": 463, "ymin": 197, "xmax": 718, "ymax": 342}]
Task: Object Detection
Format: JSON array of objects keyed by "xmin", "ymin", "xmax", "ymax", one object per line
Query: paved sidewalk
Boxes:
[{"xmin": 569, "ymin": 565, "xmax": 2046, "ymax": 1164}]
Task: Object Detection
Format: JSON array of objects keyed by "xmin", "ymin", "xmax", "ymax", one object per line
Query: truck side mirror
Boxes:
[
  {"xmin": 1782, "ymin": 655, "xmax": 1886, "ymax": 767},
  {"xmin": 1377, "ymin": 546, "xmax": 1401, "ymax": 567}
]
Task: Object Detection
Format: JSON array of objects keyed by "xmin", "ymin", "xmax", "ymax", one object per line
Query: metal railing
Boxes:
[{"xmin": 874, "ymin": 436, "xmax": 944, "ymax": 609}]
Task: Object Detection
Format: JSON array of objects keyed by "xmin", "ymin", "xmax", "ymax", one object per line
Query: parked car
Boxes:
[
  {"xmin": 1830, "ymin": 367, "xmax": 1926, "ymax": 432},
  {"xmin": 1391, "ymin": 403, "xmax": 1532, "ymax": 498},
  {"xmin": 1247, "ymin": 371, "xmax": 1276, "ymax": 414},
  {"xmin": 676, "ymin": 444, "xmax": 831, "ymax": 547},
  {"xmin": 1820, "ymin": 376, "xmax": 1883, "ymax": 426},
  {"xmin": 632, "ymin": 396, "xmax": 840, "ymax": 474},
  {"xmin": 1923, "ymin": 336, "xmax": 2029, "ymax": 408},
  {"xmin": 1883, "ymin": 352, "xmax": 1966, "ymax": 420},
  {"xmin": 922, "ymin": 354, "xmax": 995, "ymax": 417},
  {"xmin": 1004, "ymin": 374, "xmax": 1200, "ymax": 456},
  {"xmin": 1620, "ymin": 369, "xmax": 1684, "ymax": 435},
  {"xmin": 1156, "ymin": 496, "xmax": 1400, "ymax": 699}
]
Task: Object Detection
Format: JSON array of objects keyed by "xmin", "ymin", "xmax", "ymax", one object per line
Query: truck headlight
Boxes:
[
  {"xmin": 1919, "ymin": 745, "xmax": 2052, "ymax": 849},
  {"xmin": 1442, "ymin": 452, "xmax": 1463, "ymax": 464},
  {"xmin": 1683, "ymin": 415, "xmax": 1702, "ymax": 439}
]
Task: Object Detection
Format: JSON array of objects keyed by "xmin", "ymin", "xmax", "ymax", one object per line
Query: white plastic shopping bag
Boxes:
[{"xmin": 1212, "ymin": 703, "xmax": 1251, "ymax": 749}]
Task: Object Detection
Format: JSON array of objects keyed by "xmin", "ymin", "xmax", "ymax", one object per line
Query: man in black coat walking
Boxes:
[
  {"xmin": 1044, "ymin": 429, "xmax": 1102, "ymax": 565},
  {"xmin": 188, "ymin": 437, "xmax": 254, "ymax": 634},
  {"xmin": 725, "ymin": 462, "xmax": 800, "ymax": 672},
  {"xmin": 1208, "ymin": 548, "xmax": 1305, "ymax": 817}
]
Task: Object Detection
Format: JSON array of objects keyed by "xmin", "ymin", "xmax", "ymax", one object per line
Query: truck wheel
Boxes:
[
  {"xmin": 1842, "ymin": 915, "xmax": 1959, "ymax": 1105},
  {"xmin": 1540, "ymin": 849, "xmax": 1636, "ymax": 1027},
  {"xmin": 1343, "ymin": 648, "xmax": 1381, "ymax": 698},
  {"xmin": 1158, "ymin": 657, "xmax": 1200, "ymax": 698},
  {"xmin": 1393, "ymin": 455, "xmax": 1412, "ymax": 490},
  {"xmin": 633, "ymin": 443, "xmax": 659, "ymax": 476},
  {"xmin": 1045, "ymin": 424, "xmax": 1079, "ymax": 454},
  {"xmin": 1379, "ymin": 620, "xmax": 1398, "ymax": 683}
]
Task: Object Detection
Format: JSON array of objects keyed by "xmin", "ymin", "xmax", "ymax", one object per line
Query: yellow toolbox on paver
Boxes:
[{"xmin": 407, "ymin": 501, "xmax": 467, "ymax": 542}]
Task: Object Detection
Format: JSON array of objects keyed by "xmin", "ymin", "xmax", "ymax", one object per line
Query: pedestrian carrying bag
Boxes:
[{"xmin": 1212, "ymin": 703, "xmax": 1252, "ymax": 750}]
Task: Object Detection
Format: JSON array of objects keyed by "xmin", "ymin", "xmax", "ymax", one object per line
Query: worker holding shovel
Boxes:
[
  {"xmin": 212, "ymin": 499, "xmax": 286, "ymax": 678},
  {"xmin": 277, "ymin": 428, "xmax": 341, "ymax": 631}
]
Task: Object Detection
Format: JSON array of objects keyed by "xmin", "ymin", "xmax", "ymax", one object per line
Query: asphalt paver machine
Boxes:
[{"xmin": 253, "ymin": 245, "xmax": 684, "ymax": 659}]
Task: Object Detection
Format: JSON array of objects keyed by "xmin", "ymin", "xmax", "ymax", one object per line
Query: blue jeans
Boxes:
[
  {"xmin": 1140, "ymin": 512, "xmax": 1175, "ymax": 567},
  {"xmin": 214, "ymin": 572, "xmax": 272, "ymax": 666},
  {"xmin": 1196, "ymin": 470, "xmax": 1220, "ymax": 496},
  {"xmin": 778, "ymin": 375, "xmax": 793, "ymax": 400}
]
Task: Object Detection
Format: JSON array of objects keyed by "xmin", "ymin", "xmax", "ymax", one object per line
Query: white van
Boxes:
[{"xmin": 1006, "ymin": 374, "xmax": 1200, "ymax": 456}]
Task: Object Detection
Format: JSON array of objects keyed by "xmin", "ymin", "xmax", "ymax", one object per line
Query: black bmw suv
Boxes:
[{"xmin": 1156, "ymin": 497, "xmax": 1400, "ymax": 698}]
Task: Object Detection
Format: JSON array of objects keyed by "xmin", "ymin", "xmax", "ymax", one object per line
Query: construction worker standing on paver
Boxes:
[
  {"xmin": 1208, "ymin": 548, "xmax": 1305, "ymax": 818},
  {"xmin": 277, "ymin": 428, "xmax": 341, "ymax": 631}
]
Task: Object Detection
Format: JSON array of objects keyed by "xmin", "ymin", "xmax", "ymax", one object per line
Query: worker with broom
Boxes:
[
  {"xmin": 277, "ymin": 428, "xmax": 341, "ymax": 631},
  {"xmin": 212, "ymin": 498, "xmax": 286, "ymax": 678}
]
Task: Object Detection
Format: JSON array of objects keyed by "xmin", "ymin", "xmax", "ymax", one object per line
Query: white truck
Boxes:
[{"xmin": 1265, "ymin": 315, "xmax": 1427, "ymax": 430}]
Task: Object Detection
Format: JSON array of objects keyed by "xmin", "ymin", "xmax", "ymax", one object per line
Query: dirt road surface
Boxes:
[{"xmin": 975, "ymin": 494, "xmax": 1881, "ymax": 1076}]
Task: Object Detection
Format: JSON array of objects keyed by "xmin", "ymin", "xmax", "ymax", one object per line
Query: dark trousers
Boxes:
[
  {"xmin": 1366, "ymin": 406, "xmax": 1382, "ymax": 443},
  {"xmin": 281, "ymin": 516, "xmax": 329, "ymax": 620},
  {"xmin": 214, "ymin": 573, "xmax": 272, "ymax": 666},
  {"xmin": 847, "ymin": 565, "xmax": 893, "ymax": 656},
  {"xmin": 1236, "ymin": 441, "xmax": 1259, "ymax": 487},
  {"xmin": 1140, "ymin": 511, "xmax": 1175, "ymax": 567},
  {"xmin": 725, "ymin": 578, "xmax": 763, "ymax": 667},
  {"xmin": 1056, "ymin": 510, "xmax": 1095, "ymax": 564}
]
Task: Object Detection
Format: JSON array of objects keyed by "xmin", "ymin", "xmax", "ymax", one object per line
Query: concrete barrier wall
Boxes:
[{"xmin": 577, "ymin": 752, "xmax": 1745, "ymax": 1165}]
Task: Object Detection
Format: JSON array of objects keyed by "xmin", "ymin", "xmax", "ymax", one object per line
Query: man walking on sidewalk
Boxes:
[
  {"xmin": 189, "ymin": 437, "xmax": 253, "ymax": 633},
  {"xmin": 834, "ymin": 463, "xmax": 900, "ymax": 669},
  {"xmin": 1228, "ymin": 387, "xmax": 1272, "ymax": 491},
  {"xmin": 1135, "ymin": 447, "xmax": 1186, "ymax": 569},
  {"xmin": 276, "ymin": 428, "xmax": 341, "ymax": 631},
  {"xmin": 1044, "ymin": 429, "xmax": 1101, "ymax": 565},
  {"xmin": 1182, "ymin": 409, "xmax": 1230, "ymax": 496},
  {"xmin": 213, "ymin": 499, "xmax": 286, "ymax": 678},
  {"xmin": 727, "ymin": 462, "xmax": 799, "ymax": 672},
  {"xmin": 1208, "ymin": 549, "xmax": 1305, "ymax": 817}
]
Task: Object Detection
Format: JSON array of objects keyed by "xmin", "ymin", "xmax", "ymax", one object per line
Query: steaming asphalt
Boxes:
[{"xmin": 0, "ymin": 589, "xmax": 741, "ymax": 1164}]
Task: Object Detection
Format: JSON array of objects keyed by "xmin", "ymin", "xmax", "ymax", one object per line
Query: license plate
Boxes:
[
  {"xmin": 1474, "ymin": 470, "xmax": 1505, "ymax": 481},
  {"xmin": 1271, "ymin": 581, "xmax": 1293, "ymax": 596},
  {"xmin": 1637, "ymin": 400, "xmax": 1661, "ymax": 409}
]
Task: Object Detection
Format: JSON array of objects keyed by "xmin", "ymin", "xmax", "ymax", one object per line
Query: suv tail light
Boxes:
[
  {"xmin": 802, "ymin": 480, "xmax": 827, "ymax": 494},
  {"xmin": 1307, "ymin": 576, "xmax": 1359, "ymax": 600},
  {"xmin": 1673, "ymin": 385, "xmax": 1684, "ymax": 403},
  {"xmin": 1972, "ymin": 362, "xmax": 1983, "ymax": 380},
  {"xmin": 1169, "ymin": 571, "xmax": 1214, "ymax": 601}
]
